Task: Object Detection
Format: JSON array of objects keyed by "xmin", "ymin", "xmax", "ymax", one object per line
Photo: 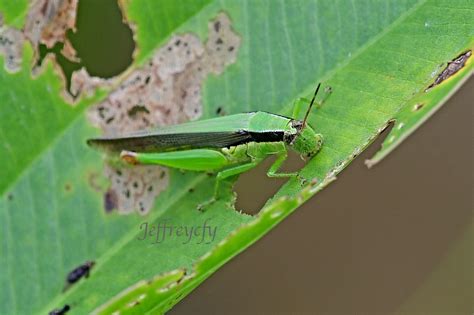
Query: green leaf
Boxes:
[
  {"xmin": 1, "ymin": 0, "xmax": 472, "ymax": 314},
  {"xmin": 0, "ymin": 0, "xmax": 28, "ymax": 27}
]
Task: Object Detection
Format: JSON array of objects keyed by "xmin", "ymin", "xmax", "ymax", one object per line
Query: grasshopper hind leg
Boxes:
[{"xmin": 120, "ymin": 148, "xmax": 262, "ymax": 211}]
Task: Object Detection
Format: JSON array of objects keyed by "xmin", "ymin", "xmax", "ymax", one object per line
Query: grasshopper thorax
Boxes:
[{"xmin": 285, "ymin": 120, "xmax": 321, "ymax": 158}]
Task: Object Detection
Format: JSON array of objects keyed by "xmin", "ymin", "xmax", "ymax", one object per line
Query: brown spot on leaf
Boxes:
[
  {"xmin": 426, "ymin": 50, "xmax": 472, "ymax": 91},
  {"xmin": 24, "ymin": 0, "xmax": 79, "ymax": 59},
  {"xmin": 214, "ymin": 21, "xmax": 221, "ymax": 32},
  {"xmin": 128, "ymin": 300, "xmax": 140, "ymax": 307},
  {"xmin": 0, "ymin": 26, "xmax": 25, "ymax": 72},
  {"xmin": 87, "ymin": 171, "xmax": 107, "ymax": 193},
  {"xmin": 216, "ymin": 106, "xmax": 227, "ymax": 116},
  {"xmin": 104, "ymin": 189, "xmax": 118, "ymax": 213},
  {"xmin": 413, "ymin": 103, "xmax": 424, "ymax": 111},
  {"xmin": 127, "ymin": 105, "xmax": 150, "ymax": 119}
]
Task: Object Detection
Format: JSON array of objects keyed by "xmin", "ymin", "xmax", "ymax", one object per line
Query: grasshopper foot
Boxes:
[
  {"xmin": 296, "ymin": 174, "xmax": 309, "ymax": 186},
  {"xmin": 197, "ymin": 198, "xmax": 216, "ymax": 212}
]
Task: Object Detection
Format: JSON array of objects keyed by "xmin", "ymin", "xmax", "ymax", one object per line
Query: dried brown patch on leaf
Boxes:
[
  {"xmin": 24, "ymin": 0, "xmax": 89, "ymax": 102},
  {"xmin": 0, "ymin": 24, "xmax": 25, "ymax": 73},
  {"xmin": 70, "ymin": 68, "xmax": 112, "ymax": 99},
  {"xmin": 88, "ymin": 13, "xmax": 241, "ymax": 215},
  {"xmin": 24, "ymin": 0, "xmax": 78, "ymax": 59},
  {"xmin": 104, "ymin": 165, "xmax": 169, "ymax": 215},
  {"xmin": 204, "ymin": 13, "xmax": 240, "ymax": 75},
  {"xmin": 426, "ymin": 50, "xmax": 472, "ymax": 91},
  {"xmin": 61, "ymin": 35, "xmax": 79, "ymax": 62},
  {"xmin": 1, "ymin": 1, "xmax": 80, "ymax": 74}
]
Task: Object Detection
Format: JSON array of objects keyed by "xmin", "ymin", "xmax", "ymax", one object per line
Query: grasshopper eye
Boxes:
[{"xmin": 291, "ymin": 120, "xmax": 304, "ymax": 129}]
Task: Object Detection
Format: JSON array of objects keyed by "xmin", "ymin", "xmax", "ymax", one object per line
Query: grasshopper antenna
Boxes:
[{"xmin": 302, "ymin": 83, "xmax": 321, "ymax": 127}]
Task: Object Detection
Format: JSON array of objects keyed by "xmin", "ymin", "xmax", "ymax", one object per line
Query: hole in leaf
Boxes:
[
  {"xmin": 34, "ymin": 0, "xmax": 135, "ymax": 97},
  {"xmin": 375, "ymin": 120, "xmax": 396, "ymax": 148},
  {"xmin": 365, "ymin": 120, "xmax": 395, "ymax": 167},
  {"xmin": 68, "ymin": 0, "xmax": 135, "ymax": 78},
  {"xmin": 234, "ymin": 150, "xmax": 305, "ymax": 215},
  {"xmin": 37, "ymin": 42, "xmax": 82, "ymax": 93}
]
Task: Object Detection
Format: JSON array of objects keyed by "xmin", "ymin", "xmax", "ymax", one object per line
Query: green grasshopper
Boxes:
[{"xmin": 88, "ymin": 84, "xmax": 328, "ymax": 209}]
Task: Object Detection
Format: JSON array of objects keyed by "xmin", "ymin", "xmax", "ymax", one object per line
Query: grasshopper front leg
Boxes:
[
  {"xmin": 264, "ymin": 145, "xmax": 310, "ymax": 186},
  {"xmin": 198, "ymin": 159, "xmax": 262, "ymax": 211},
  {"xmin": 267, "ymin": 150, "xmax": 296, "ymax": 178}
]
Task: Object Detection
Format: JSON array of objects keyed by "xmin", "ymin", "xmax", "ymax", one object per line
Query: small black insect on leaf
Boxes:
[
  {"xmin": 49, "ymin": 304, "xmax": 70, "ymax": 315},
  {"xmin": 63, "ymin": 260, "xmax": 95, "ymax": 291}
]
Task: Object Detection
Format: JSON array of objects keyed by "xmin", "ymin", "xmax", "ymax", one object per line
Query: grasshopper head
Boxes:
[
  {"xmin": 287, "ymin": 121, "xmax": 323, "ymax": 158},
  {"xmin": 287, "ymin": 83, "xmax": 325, "ymax": 158}
]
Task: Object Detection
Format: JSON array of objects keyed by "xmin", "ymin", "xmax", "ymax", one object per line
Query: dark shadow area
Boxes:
[{"xmin": 172, "ymin": 78, "xmax": 473, "ymax": 314}]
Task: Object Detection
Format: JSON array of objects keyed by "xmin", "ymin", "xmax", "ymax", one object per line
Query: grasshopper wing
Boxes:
[
  {"xmin": 87, "ymin": 112, "xmax": 289, "ymax": 153},
  {"xmin": 87, "ymin": 131, "xmax": 253, "ymax": 153}
]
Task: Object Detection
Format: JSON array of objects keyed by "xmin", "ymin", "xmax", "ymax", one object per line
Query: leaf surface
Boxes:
[{"xmin": 0, "ymin": 0, "xmax": 472, "ymax": 314}]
